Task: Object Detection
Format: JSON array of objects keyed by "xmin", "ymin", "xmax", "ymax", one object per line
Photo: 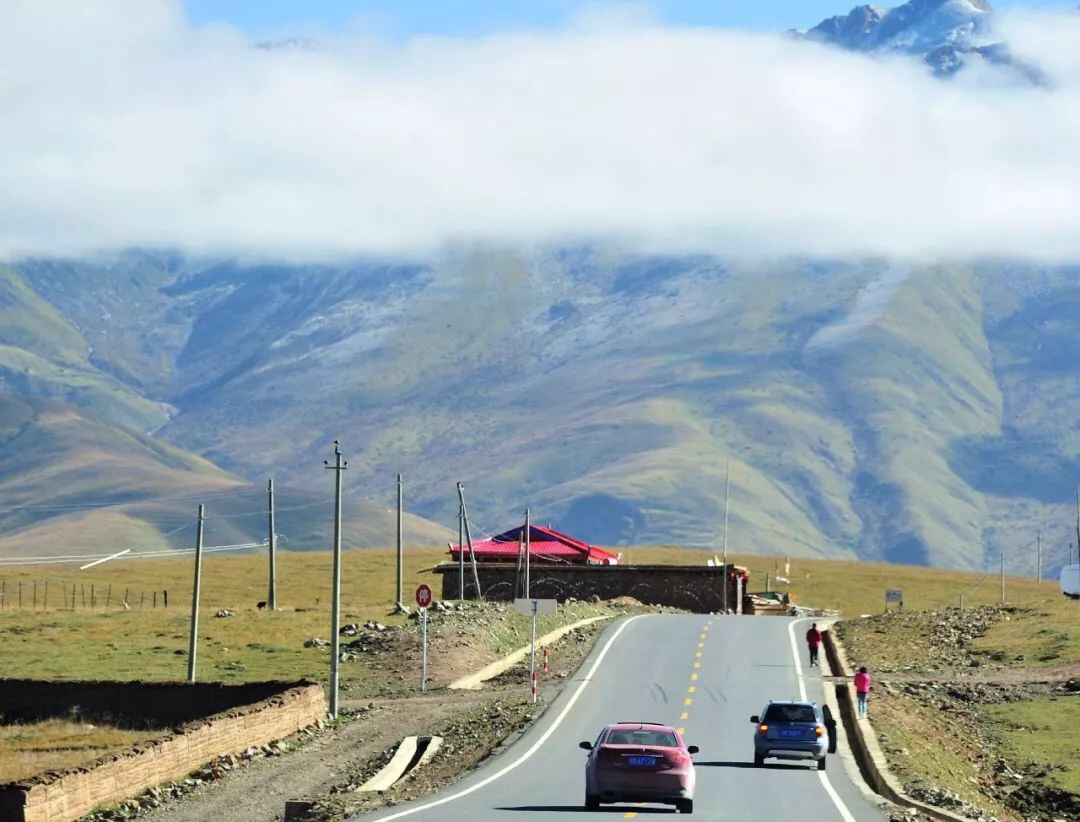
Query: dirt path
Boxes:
[
  {"xmin": 133, "ymin": 692, "xmax": 493, "ymax": 822},
  {"xmin": 125, "ymin": 614, "xmax": 615, "ymax": 822}
]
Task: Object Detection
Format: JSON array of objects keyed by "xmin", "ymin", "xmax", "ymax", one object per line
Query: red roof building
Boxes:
[{"xmin": 450, "ymin": 525, "xmax": 620, "ymax": 566}]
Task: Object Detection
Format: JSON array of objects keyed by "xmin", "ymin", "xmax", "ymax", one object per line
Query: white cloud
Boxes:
[{"xmin": 2, "ymin": 0, "xmax": 1080, "ymax": 262}]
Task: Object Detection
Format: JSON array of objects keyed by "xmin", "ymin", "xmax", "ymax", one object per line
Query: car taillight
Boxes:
[
  {"xmin": 666, "ymin": 752, "xmax": 690, "ymax": 768},
  {"xmin": 815, "ymin": 725, "xmax": 825, "ymax": 737},
  {"xmin": 758, "ymin": 724, "xmax": 769, "ymax": 734}
]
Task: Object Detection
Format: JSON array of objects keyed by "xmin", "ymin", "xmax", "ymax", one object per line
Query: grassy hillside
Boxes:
[
  {"xmin": 9, "ymin": 253, "xmax": 1080, "ymax": 573},
  {"xmin": 0, "ymin": 395, "xmax": 450, "ymax": 558}
]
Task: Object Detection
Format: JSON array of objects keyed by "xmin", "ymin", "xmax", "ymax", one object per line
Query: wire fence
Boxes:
[{"xmin": 0, "ymin": 577, "xmax": 173, "ymax": 611}]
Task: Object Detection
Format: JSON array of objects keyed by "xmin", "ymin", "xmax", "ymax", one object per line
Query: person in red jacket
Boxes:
[
  {"xmin": 805, "ymin": 623, "xmax": 822, "ymax": 667},
  {"xmin": 854, "ymin": 666, "xmax": 871, "ymax": 719}
]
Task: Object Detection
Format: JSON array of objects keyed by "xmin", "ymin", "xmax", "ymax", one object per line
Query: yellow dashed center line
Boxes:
[
  {"xmin": 693, "ymin": 661, "xmax": 701, "ymax": 669},
  {"xmin": 680, "ymin": 711, "xmax": 689, "ymax": 720},
  {"xmin": 687, "ymin": 685, "xmax": 696, "ymax": 693},
  {"xmin": 690, "ymin": 673, "xmax": 698, "ymax": 681},
  {"xmin": 684, "ymin": 697, "xmax": 693, "ymax": 706},
  {"xmin": 624, "ymin": 813, "xmax": 637, "ymax": 819},
  {"xmin": 677, "ymin": 726, "xmax": 685, "ymax": 735},
  {"xmin": 697, "ymin": 642, "xmax": 704, "ymax": 648}
]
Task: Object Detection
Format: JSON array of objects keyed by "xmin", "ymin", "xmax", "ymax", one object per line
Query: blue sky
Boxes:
[{"xmin": 183, "ymin": 0, "xmax": 1069, "ymax": 38}]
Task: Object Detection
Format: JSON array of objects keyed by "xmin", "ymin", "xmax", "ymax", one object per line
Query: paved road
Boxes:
[{"xmin": 361, "ymin": 615, "xmax": 886, "ymax": 821}]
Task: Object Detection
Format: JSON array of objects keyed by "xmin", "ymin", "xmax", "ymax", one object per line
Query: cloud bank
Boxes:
[{"xmin": 2, "ymin": 1, "xmax": 1079, "ymax": 262}]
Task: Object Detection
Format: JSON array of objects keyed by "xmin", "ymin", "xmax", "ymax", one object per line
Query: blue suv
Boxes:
[{"xmin": 751, "ymin": 700, "xmax": 828, "ymax": 770}]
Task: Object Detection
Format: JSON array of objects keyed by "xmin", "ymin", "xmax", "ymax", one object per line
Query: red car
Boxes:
[{"xmin": 579, "ymin": 722, "xmax": 697, "ymax": 814}]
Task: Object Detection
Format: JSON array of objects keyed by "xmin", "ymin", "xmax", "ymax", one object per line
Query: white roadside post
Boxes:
[
  {"xmin": 515, "ymin": 597, "xmax": 557, "ymax": 704},
  {"xmin": 416, "ymin": 584, "xmax": 432, "ymax": 692}
]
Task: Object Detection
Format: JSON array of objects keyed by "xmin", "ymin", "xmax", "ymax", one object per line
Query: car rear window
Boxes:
[
  {"xmin": 606, "ymin": 729, "xmax": 678, "ymax": 747},
  {"xmin": 763, "ymin": 704, "xmax": 816, "ymax": 724}
]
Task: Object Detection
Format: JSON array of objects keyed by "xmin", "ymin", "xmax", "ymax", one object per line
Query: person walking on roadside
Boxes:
[
  {"xmin": 854, "ymin": 666, "xmax": 871, "ymax": 719},
  {"xmin": 805, "ymin": 622, "xmax": 822, "ymax": 667}
]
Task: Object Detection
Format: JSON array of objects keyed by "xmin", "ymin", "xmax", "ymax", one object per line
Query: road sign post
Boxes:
[
  {"xmin": 515, "ymin": 598, "xmax": 557, "ymax": 704},
  {"xmin": 416, "ymin": 584, "xmax": 432, "ymax": 692}
]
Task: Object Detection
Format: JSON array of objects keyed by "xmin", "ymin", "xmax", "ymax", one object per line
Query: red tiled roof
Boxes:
[{"xmin": 449, "ymin": 524, "xmax": 620, "ymax": 565}]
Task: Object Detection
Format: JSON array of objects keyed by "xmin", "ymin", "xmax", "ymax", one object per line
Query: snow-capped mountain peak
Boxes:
[
  {"xmin": 807, "ymin": 0, "xmax": 992, "ymax": 55},
  {"xmin": 802, "ymin": 0, "xmax": 1044, "ymax": 80}
]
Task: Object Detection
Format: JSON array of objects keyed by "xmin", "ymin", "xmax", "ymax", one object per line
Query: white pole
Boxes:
[
  {"xmin": 325, "ymin": 441, "xmax": 347, "ymax": 719},
  {"xmin": 530, "ymin": 599, "xmax": 538, "ymax": 704},
  {"xmin": 420, "ymin": 607, "xmax": 428, "ymax": 692},
  {"xmin": 524, "ymin": 508, "xmax": 531, "ymax": 599},
  {"xmin": 186, "ymin": 505, "xmax": 205, "ymax": 684},
  {"xmin": 722, "ymin": 461, "xmax": 730, "ymax": 613},
  {"xmin": 1000, "ymin": 551, "xmax": 1005, "ymax": 604},
  {"xmin": 1036, "ymin": 531, "xmax": 1042, "ymax": 584}
]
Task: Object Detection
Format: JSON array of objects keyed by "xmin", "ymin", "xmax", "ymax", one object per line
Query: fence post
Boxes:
[
  {"xmin": 106, "ymin": 585, "xmax": 112, "ymax": 608},
  {"xmin": 43, "ymin": 580, "xmax": 48, "ymax": 609}
]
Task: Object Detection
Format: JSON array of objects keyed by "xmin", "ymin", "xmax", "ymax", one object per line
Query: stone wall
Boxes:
[
  {"xmin": 0, "ymin": 681, "xmax": 324, "ymax": 822},
  {"xmin": 435, "ymin": 563, "xmax": 739, "ymax": 613}
]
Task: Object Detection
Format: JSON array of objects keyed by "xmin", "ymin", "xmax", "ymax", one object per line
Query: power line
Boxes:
[
  {"xmin": 0, "ymin": 541, "xmax": 262, "ymax": 567},
  {"xmin": 1, "ymin": 489, "xmax": 263, "ymax": 514}
]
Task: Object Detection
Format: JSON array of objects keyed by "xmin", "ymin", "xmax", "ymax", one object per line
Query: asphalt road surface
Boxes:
[{"xmin": 361, "ymin": 615, "xmax": 886, "ymax": 821}]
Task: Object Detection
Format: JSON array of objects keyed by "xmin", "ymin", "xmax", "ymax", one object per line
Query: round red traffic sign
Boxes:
[{"xmin": 415, "ymin": 584, "xmax": 432, "ymax": 608}]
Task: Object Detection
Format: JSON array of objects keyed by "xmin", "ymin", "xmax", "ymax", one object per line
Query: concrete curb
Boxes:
[
  {"xmin": 358, "ymin": 736, "xmax": 443, "ymax": 792},
  {"xmin": 359, "ymin": 737, "xmax": 419, "ymax": 791},
  {"xmin": 447, "ymin": 616, "xmax": 611, "ymax": 690},
  {"xmin": 823, "ymin": 629, "xmax": 970, "ymax": 822}
]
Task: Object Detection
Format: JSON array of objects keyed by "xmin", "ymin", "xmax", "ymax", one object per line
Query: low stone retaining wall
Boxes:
[
  {"xmin": 434, "ymin": 563, "xmax": 738, "ymax": 613},
  {"xmin": 0, "ymin": 680, "xmax": 325, "ymax": 822}
]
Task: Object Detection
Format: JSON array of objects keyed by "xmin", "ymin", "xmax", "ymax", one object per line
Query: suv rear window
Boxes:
[
  {"xmin": 763, "ymin": 704, "xmax": 816, "ymax": 724},
  {"xmin": 606, "ymin": 729, "xmax": 678, "ymax": 747}
]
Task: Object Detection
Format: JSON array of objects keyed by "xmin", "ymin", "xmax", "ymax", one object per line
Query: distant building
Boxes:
[{"xmin": 449, "ymin": 524, "xmax": 620, "ymax": 566}]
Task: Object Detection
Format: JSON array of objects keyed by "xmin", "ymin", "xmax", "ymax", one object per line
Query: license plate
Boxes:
[
  {"xmin": 627, "ymin": 756, "xmax": 657, "ymax": 767},
  {"xmin": 780, "ymin": 729, "xmax": 803, "ymax": 738}
]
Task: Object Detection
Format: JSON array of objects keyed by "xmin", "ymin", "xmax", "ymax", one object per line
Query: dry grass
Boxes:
[{"xmin": 0, "ymin": 718, "xmax": 159, "ymax": 783}]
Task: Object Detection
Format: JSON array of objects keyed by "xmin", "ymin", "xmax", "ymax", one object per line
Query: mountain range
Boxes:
[
  {"xmin": 1, "ymin": 0, "xmax": 1078, "ymax": 574},
  {"xmin": 3, "ymin": 251, "xmax": 1079, "ymax": 578}
]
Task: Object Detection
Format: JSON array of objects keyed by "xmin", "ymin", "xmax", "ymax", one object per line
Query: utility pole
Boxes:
[
  {"xmin": 1075, "ymin": 488, "xmax": 1080, "ymax": 570},
  {"xmin": 514, "ymin": 532, "xmax": 525, "ymax": 598},
  {"xmin": 457, "ymin": 502, "xmax": 464, "ymax": 601},
  {"xmin": 267, "ymin": 478, "xmax": 277, "ymax": 611},
  {"xmin": 187, "ymin": 504, "xmax": 205, "ymax": 683},
  {"xmin": 722, "ymin": 461, "xmax": 731, "ymax": 614},
  {"xmin": 524, "ymin": 508, "xmax": 531, "ymax": 599},
  {"xmin": 456, "ymin": 482, "xmax": 482, "ymax": 601},
  {"xmin": 396, "ymin": 473, "xmax": 404, "ymax": 612},
  {"xmin": 325, "ymin": 441, "xmax": 347, "ymax": 719},
  {"xmin": 1036, "ymin": 531, "xmax": 1042, "ymax": 585},
  {"xmin": 1000, "ymin": 551, "xmax": 1005, "ymax": 604}
]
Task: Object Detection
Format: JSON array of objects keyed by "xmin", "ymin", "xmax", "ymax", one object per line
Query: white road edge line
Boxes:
[
  {"xmin": 787, "ymin": 618, "xmax": 858, "ymax": 822},
  {"xmin": 366, "ymin": 615, "xmax": 644, "ymax": 821}
]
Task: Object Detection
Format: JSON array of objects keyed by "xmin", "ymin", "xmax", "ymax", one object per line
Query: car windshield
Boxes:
[
  {"xmin": 763, "ymin": 704, "xmax": 816, "ymax": 724},
  {"xmin": 606, "ymin": 729, "xmax": 678, "ymax": 747}
]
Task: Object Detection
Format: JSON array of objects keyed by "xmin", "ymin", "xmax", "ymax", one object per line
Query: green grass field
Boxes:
[{"xmin": 2, "ymin": 547, "xmax": 1072, "ymax": 685}]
